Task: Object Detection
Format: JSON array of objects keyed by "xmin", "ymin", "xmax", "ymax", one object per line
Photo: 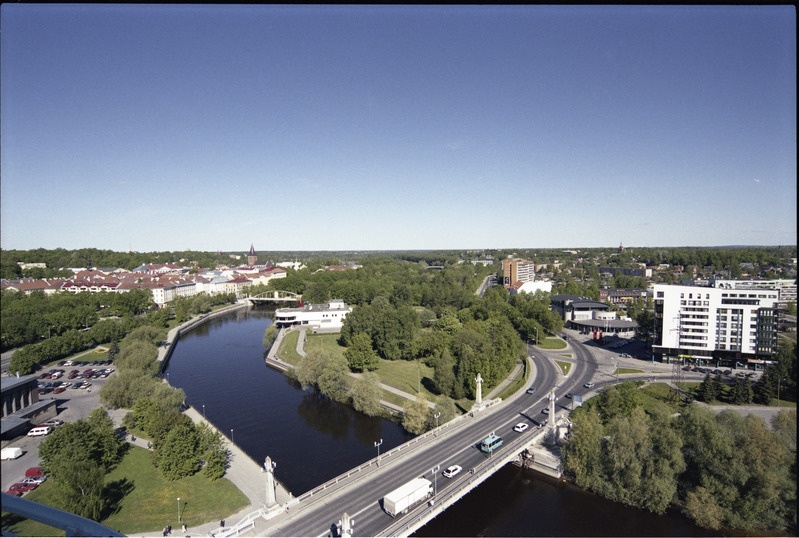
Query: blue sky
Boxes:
[{"xmin": 1, "ymin": 5, "xmax": 795, "ymax": 252}]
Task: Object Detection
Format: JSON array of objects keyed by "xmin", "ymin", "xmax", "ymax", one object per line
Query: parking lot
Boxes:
[{"xmin": 1, "ymin": 359, "xmax": 118, "ymax": 494}]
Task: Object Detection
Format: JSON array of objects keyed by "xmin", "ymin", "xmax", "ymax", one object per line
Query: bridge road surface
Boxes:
[{"xmin": 261, "ymin": 337, "xmax": 601, "ymax": 537}]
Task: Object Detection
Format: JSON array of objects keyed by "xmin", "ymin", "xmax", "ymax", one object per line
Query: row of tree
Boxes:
[
  {"xmin": 99, "ymin": 326, "xmax": 228, "ymax": 481},
  {"xmin": 1, "ymin": 288, "xmax": 155, "ymax": 351},
  {"xmin": 696, "ymin": 340, "xmax": 797, "ymax": 405},
  {"xmin": 562, "ymin": 382, "xmax": 796, "ymax": 533}
]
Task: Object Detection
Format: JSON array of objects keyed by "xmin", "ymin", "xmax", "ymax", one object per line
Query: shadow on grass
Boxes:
[{"xmin": 101, "ymin": 478, "xmax": 135, "ymax": 520}]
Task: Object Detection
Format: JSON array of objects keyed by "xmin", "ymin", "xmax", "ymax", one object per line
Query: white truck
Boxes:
[
  {"xmin": 382, "ymin": 477, "xmax": 433, "ymax": 517},
  {"xmin": 1, "ymin": 447, "xmax": 23, "ymax": 460}
]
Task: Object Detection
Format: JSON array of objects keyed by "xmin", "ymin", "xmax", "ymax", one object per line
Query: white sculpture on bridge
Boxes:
[
  {"xmin": 265, "ymin": 456, "xmax": 277, "ymax": 507},
  {"xmin": 475, "ymin": 373, "xmax": 483, "ymax": 406},
  {"xmin": 337, "ymin": 512, "xmax": 353, "ymax": 538}
]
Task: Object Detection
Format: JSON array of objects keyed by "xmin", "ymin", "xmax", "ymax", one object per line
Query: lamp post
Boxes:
[
  {"xmin": 433, "ymin": 412, "xmax": 440, "ymax": 436},
  {"xmin": 431, "ymin": 465, "xmax": 440, "ymax": 495},
  {"xmin": 230, "ymin": 429, "xmax": 234, "ymax": 444},
  {"xmin": 374, "ymin": 439, "xmax": 383, "ymax": 466},
  {"xmin": 177, "ymin": 497, "xmax": 181, "ymax": 524},
  {"xmin": 202, "ymin": 404, "xmax": 206, "ymax": 420}
]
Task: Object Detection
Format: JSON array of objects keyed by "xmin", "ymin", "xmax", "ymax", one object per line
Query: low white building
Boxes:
[{"xmin": 274, "ymin": 299, "xmax": 352, "ymax": 331}]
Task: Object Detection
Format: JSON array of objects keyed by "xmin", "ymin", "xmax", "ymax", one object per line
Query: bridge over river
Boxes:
[{"xmin": 212, "ymin": 337, "xmax": 583, "ymax": 538}]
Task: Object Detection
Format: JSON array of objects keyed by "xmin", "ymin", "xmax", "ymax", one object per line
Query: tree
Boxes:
[
  {"xmin": 563, "ymin": 406, "xmax": 604, "ymax": 491},
  {"xmin": 432, "ymin": 348, "xmax": 456, "ymax": 398},
  {"xmin": 316, "ymin": 352, "xmax": 350, "ymax": 402},
  {"xmin": 262, "ymin": 324, "xmax": 278, "ymax": 350},
  {"xmin": 152, "ymin": 420, "xmax": 201, "ymax": 480},
  {"xmin": 698, "ymin": 373, "xmax": 718, "ymax": 402},
  {"xmin": 196, "ymin": 422, "xmax": 227, "ymax": 481},
  {"xmin": 754, "ymin": 367, "xmax": 776, "ymax": 405},
  {"xmin": 345, "ymin": 332, "xmax": 380, "ymax": 372},
  {"xmin": 402, "ymin": 394, "xmax": 430, "ymax": 435},
  {"xmin": 50, "ymin": 458, "xmax": 107, "ymax": 521},
  {"xmin": 595, "ymin": 381, "xmax": 641, "ymax": 422},
  {"xmin": 350, "ymin": 372, "xmax": 383, "ymax": 417}
]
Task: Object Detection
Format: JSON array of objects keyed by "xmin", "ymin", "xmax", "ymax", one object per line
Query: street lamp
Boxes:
[
  {"xmin": 202, "ymin": 404, "xmax": 206, "ymax": 420},
  {"xmin": 434, "ymin": 412, "xmax": 440, "ymax": 436},
  {"xmin": 431, "ymin": 465, "xmax": 440, "ymax": 495},
  {"xmin": 230, "ymin": 429, "xmax": 234, "ymax": 444},
  {"xmin": 177, "ymin": 497, "xmax": 181, "ymax": 524},
  {"xmin": 374, "ymin": 439, "xmax": 383, "ymax": 466}
]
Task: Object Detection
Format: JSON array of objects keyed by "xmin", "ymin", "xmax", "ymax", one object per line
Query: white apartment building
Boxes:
[{"xmin": 653, "ymin": 283, "xmax": 779, "ymax": 366}]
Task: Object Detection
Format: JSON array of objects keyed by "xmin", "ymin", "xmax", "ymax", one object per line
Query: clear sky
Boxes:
[{"xmin": 1, "ymin": 5, "xmax": 796, "ymax": 253}]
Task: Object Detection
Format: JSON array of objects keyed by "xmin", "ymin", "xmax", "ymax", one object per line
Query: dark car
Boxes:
[{"xmin": 564, "ymin": 392, "xmax": 573, "ymax": 399}]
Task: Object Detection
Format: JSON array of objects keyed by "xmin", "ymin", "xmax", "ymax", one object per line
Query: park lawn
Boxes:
[
  {"xmin": 305, "ymin": 333, "xmax": 347, "ymax": 360},
  {"xmin": 277, "ymin": 330, "xmax": 302, "ymax": 365},
  {"xmin": 537, "ymin": 337, "xmax": 567, "ymax": 350},
  {"xmin": 554, "ymin": 360, "xmax": 572, "ymax": 376},
  {"xmin": 375, "ymin": 359, "xmax": 436, "ymax": 400},
  {"xmin": 6, "ymin": 446, "xmax": 249, "ymax": 536}
]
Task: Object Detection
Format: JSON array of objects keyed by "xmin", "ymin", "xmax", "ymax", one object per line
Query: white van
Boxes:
[{"xmin": 27, "ymin": 426, "xmax": 53, "ymax": 437}]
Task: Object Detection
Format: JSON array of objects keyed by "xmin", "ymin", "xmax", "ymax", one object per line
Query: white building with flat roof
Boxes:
[
  {"xmin": 274, "ymin": 299, "xmax": 352, "ymax": 331},
  {"xmin": 653, "ymin": 283, "xmax": 779, "ymax": 366}
]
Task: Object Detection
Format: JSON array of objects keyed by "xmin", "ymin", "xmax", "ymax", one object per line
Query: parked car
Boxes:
[
  {"xmin": 71, "ymin": 381, "xmax": 83, "ymax": 389},
  {"xmin": 43, "ymin": 418, "xmax": 64, "ymax": 427},
  {"xmin": 443, "ymin": 465, "xmax": 462, "ymax": 478},
  {"xmin": 53, "ymin": 387, "xmax": 66, "ymax": 394},
  {"xmin": 513, "ymin": 422, "xmax": 529, "ymax": 433},
  {"xmin": 25, "ymin": 467, "xmax": 44, "ymax": 478},
  {"xmin": 542, "ymin": 407, "xmax": 550, "ymax": 415},
  {"xmin": 22, "ymin": 475, "xmax": 47, "ymax": 485},
  {"xmin": 67, "ymin": 370, "xmax": 80, "ymax": 379},
  {"xmin": 8, "ymin": 483, "xmax": 36, "ymax": 494}
]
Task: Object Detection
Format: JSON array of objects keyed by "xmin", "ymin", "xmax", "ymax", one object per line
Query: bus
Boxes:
[{"xmin": 480, "ymin": 433, "xmax": 503, "ymax": 453}]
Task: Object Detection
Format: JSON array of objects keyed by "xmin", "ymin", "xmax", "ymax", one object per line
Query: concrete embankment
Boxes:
[{"xmin": 157, "ymin": 301, "xmax": 249, "ymax": 372}]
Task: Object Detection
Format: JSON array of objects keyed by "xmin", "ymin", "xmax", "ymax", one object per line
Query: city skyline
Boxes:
[{"xmin": 1, "ymin": 5, "xmax": 796, "ymax": 252}]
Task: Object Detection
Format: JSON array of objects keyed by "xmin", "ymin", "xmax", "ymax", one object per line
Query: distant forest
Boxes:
[{"xmin": 1, "ymin": 245, "xmax": 795, "ymax": 281}]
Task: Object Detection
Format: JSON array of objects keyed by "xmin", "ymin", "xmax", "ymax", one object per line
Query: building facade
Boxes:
[
  {"xmin": 274, "ymin": 299, "xmax": 352, "ymax": 331},
  {"xmin": 653, "ymin": 283, "xmax": 779, "ymax": 366},
  {"xmin": 501, "ymin": 257, "xmax": 537, "ymax": 288}
]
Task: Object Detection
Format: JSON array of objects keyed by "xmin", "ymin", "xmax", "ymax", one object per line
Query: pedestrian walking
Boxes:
[
  {"xmin": 220, "ymin": 520, "xmax": 225, "ymax": 528},
  {"xmin": 182, "ymin": 523, "xmax": 187, "ymax": 532}
]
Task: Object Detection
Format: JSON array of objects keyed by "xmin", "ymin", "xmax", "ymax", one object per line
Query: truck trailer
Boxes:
[
  {"xmin": 382, "ymin": 477, "xmax": 433, "ymax": 517},
  {"xmin": 1, "ymin": 447, "xmax": 23, "ymax": 460}
]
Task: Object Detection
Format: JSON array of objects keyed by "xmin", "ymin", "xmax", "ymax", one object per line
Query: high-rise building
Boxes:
[
  {"xmin": 653, "ymin": 282, "xmax": 779, "ymax": 366},
  {"xmin": 501, "ymin": 257, "xmax": 537, "ymax": 288}
]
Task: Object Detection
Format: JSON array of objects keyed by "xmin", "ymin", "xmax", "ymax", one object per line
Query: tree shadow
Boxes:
[
  {"xmin": 421, "ymin": 377, "xmax": 438, "ymax": 395},
  {"xmin": 101, "ymin": 478, "xmax": 135, "ymax": 519}
]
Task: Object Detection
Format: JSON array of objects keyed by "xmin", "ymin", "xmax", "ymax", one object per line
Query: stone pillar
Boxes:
[
  {"xmin": 548, "ymin": 390, "xmax": 556, "ymax": 431},
  {"xmin": 475, "ymin": 373, "xmax": 483, "ymax": 406},
  {"xmin": 265, "ymin": 457, "xmax": 277, "ymax": 507}
]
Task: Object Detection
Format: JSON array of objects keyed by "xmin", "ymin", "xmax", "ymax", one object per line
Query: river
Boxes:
[{"xmin": 165, "ymin": 307, "xmax": 726, "ymax": 537}]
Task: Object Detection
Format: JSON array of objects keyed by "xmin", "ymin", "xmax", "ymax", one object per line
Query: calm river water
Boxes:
[{"xmin": 165, "ymin": 308, "xmax": 729, "ymax": 537}]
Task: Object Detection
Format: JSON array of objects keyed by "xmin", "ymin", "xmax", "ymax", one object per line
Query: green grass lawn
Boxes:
[
  {"xmin": 276, "ymin": 330, "xmax": 302, "ymax": 364},
  {"xmin": 375, "ymin": 358, "xmax": 436, "ymax": 399},
  {"xmin": 554, "ymin": 360, "xmax": 572, "ymax": 375},
  {"xmin": 305, "ymin": 333, "xmax": 347, "ymax": 360},
  {"xmin": 617, "ymin": 367, "xmax": 644, "ymax": 375},
  {"xmin": 4, "ymin": 446, "xmax": 249, "ymax": 536},
  {"xmin": 537, "ymin": 337, "xmax": 567, "ymax": 350}
]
